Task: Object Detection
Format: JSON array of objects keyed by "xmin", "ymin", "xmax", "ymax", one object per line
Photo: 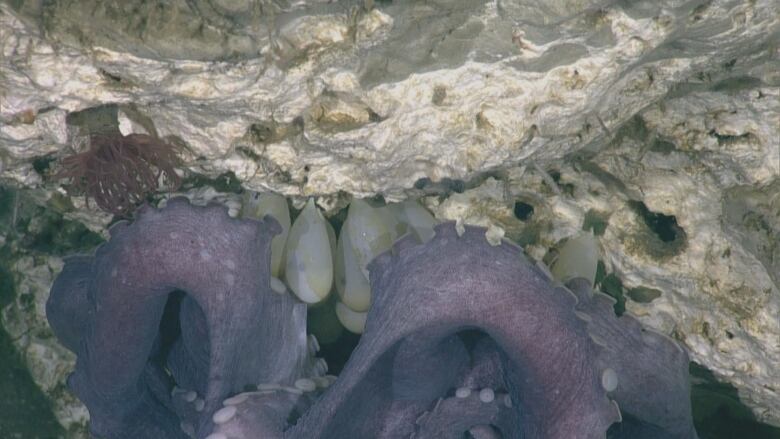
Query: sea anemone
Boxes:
[{"xmin": 55, "ymin": 132, "xmax": 182, "ymax": 216}]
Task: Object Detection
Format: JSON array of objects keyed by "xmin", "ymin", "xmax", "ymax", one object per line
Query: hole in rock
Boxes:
[
  {"xmin": 583, "ymin": 209, "xmax": 609, "ymax": 236},
  {"xmin": 627, "ymin": 200, "xmax": 683, "ymax": 243},
  {"xmin": 513, "ymin": 201, "xmax": 534, "ymax": 221}
]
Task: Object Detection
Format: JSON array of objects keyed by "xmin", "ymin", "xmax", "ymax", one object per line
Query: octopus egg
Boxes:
[
  {"xmin": 241, "ymin": 191, "xmax": 291, "ymax": 277},
  {"xmin": 344, "ymin": 199, "xmax": 396, "ymax": 278},
  {"xmin": 335, "ymin": 300, "xmax": 368, "ymax": 334},
  {"xmin": 386, "ymin": 199, "xmax": 437, "ymax": 243},
  {"xmin": 551, "ymin": 231, "xmax": 598, "ymax": 287},
  {"xmin": 334, "ymin": 217, "xmax": 372, "ymax": 312},
  {"xmin": 284, "ymin": 199, "xmax": 333, "ymax": 304}
]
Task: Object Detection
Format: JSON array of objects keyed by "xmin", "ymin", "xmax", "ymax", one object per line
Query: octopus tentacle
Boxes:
[
  {"xmin": 47, "ymin": 198, "xmax": 311, "ymax": 438},
  {"xmin": 287, "ymin": 223, "xmax": 621, "ymax": 438},
  {"xmin": 47, "ymin": 200, "xmax": 697, "ymax": 439}
]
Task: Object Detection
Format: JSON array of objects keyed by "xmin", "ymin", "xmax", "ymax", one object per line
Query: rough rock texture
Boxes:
[
  {"xmin": 0, "ymin": 0, "xmax": 778, "ymax": 429},
  {"xmin": 429, "ymin": 84, "xmax": 780, "ymax": 424},
  {"xmin": 3, "ymin": 0, "xmax": 777, "ymax": 201},
  {"xmin": 0, "ymin": 187, "xmax": 98, "ymax": 438},
  {"xmin": 0, "ymin": 253, "xmax": 90, "ymax": 437}
]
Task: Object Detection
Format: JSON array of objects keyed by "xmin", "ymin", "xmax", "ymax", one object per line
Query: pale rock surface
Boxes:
[
  {"xmin": 0, "ymin": 255, "xmax": 90, "ymax": 438},
  {"xmin": 430, "ymin": 83, "xmax": 780, "ymax": 424},
  {"xmin": 0, "ymin": 0, "xmax": 778, "ymax": 430}
]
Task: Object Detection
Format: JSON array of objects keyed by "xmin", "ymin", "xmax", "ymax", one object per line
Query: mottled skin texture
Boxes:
[
  {"xmin": 46, "ymin": 199, "xmax": 699, "ymax": 439},
  {"xmin": 47, "ymin": 198, "xmax": 311, "ymax": 438}
]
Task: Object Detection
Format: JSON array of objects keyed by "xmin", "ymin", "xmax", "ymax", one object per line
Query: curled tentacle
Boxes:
[{"xmin": 47, "ymin": 198, "xmax": 311, "ymax": 438}]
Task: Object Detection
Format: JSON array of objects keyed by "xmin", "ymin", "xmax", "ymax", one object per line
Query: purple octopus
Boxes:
[{"xmin": 46, "ymin": 197, "xmax": 699, "ymax": 438}]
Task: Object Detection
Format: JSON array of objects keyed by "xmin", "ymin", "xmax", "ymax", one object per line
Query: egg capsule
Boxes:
[
  {"xmin": 345, "ymin": 199, "xmax": 396, "ymax": 278},
  {"xmin": 551, "ymin": 231, "xmax": 598, "ymax": 287},
  {"xmin": 335, "ymin": 301, "xmax": 367, "ymax": 334},
  {"xmin": 284, "ymin": 199, "xmax": 333, "ymax": 304},
  {"xmin": 387, "ymin": 199, "xmax": 437, "ymax": 243},
  {"xmin": 241, "ymin": 191, "xmax": 291, "ymax": 277},
  {"xmin": 334, "ymin": 217, "xmax": 372, "ymax": 312}
]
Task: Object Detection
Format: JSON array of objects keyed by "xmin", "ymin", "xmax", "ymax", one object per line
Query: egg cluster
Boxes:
[{"xmin": 240, "ymin": 193, "xmax": 437, "ymax": 335}]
